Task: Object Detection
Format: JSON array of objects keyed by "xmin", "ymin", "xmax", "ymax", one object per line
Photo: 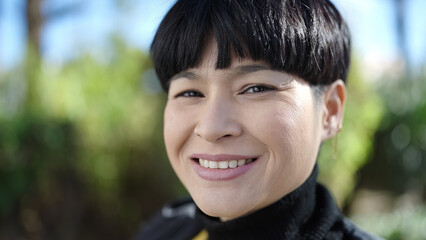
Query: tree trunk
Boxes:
[
  {"xmin": 26, "ymin": 0, "xmax": 43, "ymax": 56},
  {"xmin": 395, "ymin": 0, "xmax": 410, "ymax": 77},
  {"xmin": 24, "ymin": 0, "xmax": 43, "ymax": 112}
]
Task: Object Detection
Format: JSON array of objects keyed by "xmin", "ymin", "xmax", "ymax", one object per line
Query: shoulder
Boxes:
[
  {"xmin": 133, "ymin": 197, "xmax": 204, "ymax": 240},
  {"xmin": 340, "ymin": 218, "xmax": 385, "ymax": 240}
]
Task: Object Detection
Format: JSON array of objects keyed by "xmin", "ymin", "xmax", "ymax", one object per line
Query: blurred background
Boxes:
[{"xmin": 0, "ymin": 0, "xmax": 425, "ymax": 239}]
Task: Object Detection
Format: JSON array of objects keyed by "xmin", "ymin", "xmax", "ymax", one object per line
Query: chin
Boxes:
[
  {"xmin": 196, "ymin": 200, "xmax": 249, "ymax": 220},
  {"xmin": 191, "ymin": 189, "xmax": 258, "ymax": 220}
]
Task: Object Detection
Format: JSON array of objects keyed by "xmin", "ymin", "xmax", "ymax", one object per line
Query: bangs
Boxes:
[{"xmin": 151, "ymin": 0, "xmax": 351, "ymax": 91}]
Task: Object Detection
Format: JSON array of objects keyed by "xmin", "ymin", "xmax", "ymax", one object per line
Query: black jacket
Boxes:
[{"xmin": 135, "ymin": 167, "xmax": 384, "ymax": 240}]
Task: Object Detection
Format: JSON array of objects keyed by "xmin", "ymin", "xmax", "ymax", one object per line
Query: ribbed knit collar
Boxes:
[{"xmin": 195, "ymin": 165, "xmax": 340, "ymax": 240}]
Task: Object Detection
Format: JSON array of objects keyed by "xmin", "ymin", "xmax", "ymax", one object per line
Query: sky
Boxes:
[{"xmin": 0, "ymin": 0, "xmax": 425, "ymax": 72}]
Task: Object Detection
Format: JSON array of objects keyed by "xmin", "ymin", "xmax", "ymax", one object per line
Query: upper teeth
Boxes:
[{"xmin": 198, "ymin": 159, "xmax": 253, "ymax": 169}]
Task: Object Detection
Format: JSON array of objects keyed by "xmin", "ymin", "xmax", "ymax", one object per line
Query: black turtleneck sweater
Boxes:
[{"xmin": 136, "ymin": 166, "xmax": 383, "ymax": 240}]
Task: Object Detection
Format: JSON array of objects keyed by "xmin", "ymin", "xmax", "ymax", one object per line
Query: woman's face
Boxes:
[{"xmin": 163, "ymin": 41, "xmax": 325, "ymax": 221}]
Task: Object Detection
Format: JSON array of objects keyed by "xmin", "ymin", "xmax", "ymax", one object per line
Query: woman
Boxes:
[{"xmin": 137, "ymin": 0, "xmax": 383, "ymax": 239}]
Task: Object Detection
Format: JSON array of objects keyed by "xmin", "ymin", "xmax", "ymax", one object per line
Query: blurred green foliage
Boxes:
[
  {"xmin": 352, "ymin": 204, "xmax": 426, "ymax": 240},
  {"xmin": 349, "ymin": 70, "xmax": 426, "ymax": 239},
  {"xmin": 0, "ymin": 40, "xmax": 180, "ymax": 239},
  {"xmin": 1, "ymin": 37, "xmax": 423, "ymax": 239},
  {"xmin": 359, "ymin": 73, "xmax": 426, "ymax": 196},
  {"xmin": 318, "ymin": 58, "xmax": 385, "ymax": 206}
]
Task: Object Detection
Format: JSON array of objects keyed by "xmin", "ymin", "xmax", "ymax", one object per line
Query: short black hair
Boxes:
[{"xmin": 151, "ymin": 0, "xmax": 351, "ymax": 91}]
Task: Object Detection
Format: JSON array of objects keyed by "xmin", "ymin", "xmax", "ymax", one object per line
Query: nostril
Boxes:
[{"xmin": 193, "ymin": 115, "xmax": 243, "ymax": 142}]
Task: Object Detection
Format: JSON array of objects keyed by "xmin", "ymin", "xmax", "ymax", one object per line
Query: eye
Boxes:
[
  {"xmin": 175, "ymin": 90, "xmax": 204, "ymax": 98},
  {"xmin": 242, "ymin": 85, "xmax": 276, "ymax": 94}
]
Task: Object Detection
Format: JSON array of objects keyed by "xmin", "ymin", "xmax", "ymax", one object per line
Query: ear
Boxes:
[{"xmin": 320, "ymin": 80, "xmax": 346, "ymax": 141}]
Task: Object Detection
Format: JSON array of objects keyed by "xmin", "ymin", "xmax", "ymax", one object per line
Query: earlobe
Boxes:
[{"xmin": 320, "ymin": 80, "xmax": 346, "ymax": 141}]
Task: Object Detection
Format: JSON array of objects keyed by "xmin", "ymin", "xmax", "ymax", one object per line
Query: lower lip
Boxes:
[{"xmin": 191, "ymin": 159, "xmax": 257, "ymax": 181}]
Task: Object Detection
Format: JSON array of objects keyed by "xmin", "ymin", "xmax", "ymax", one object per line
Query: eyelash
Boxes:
[
  {"xmin": 174, "ymin": 84, "xmax": 276, "ymax": 98},
  {"xmin": 175, "ymin": 90, "xmax": 204, "ymax": 98},
  {"xmin": 241, "ymin": 85, "xmax": 276, "ymax": 94}
]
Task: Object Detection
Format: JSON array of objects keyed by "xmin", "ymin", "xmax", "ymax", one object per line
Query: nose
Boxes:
[{"xmin": 194, "ymin": 98, "xmax": 242, "ymax": 142}]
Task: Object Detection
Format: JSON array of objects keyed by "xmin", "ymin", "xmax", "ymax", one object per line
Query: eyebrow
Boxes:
[{"xmin": 170, "ymin": 64, "xmax": 271, "ymax": 81}]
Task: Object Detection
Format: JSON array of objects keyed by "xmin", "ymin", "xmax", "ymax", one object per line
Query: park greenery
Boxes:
[{"xmin": 1, "ymin": 37, "xmax": 425, "ymax": 240}]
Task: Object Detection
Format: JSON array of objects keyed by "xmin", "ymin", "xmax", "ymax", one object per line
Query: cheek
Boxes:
[
  {"xmin": 263, "ymin": 94, "xmax": 318, "ymax": 179},
  {"xmin": 273, "ymin": 91, "xmax": 317, "ymax": 148},
  {"xmin": 266, "ymin": 99, "xmax": 307, "ymax": 158},
  {"xmin": 163, "ymin": 105, "xmax": 175, "ymax": 154},
  {"xmin": 163, "ymin": 104, "xmax": 192, "ymax": 161},
  {"xmin": 276, "ymin": 102, "xmax": 303, "ymax": 139}
]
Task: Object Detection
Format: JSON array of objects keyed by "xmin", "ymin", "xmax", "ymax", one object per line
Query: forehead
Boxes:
[{"xmin": 171, "ymin": 38, "xmax": 272, "ymax": 81}]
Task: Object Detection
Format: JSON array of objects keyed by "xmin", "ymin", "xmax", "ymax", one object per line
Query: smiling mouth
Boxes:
[{"xmin": 192, "ymin": 158, "xmax": 257, "ymax": 169}]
